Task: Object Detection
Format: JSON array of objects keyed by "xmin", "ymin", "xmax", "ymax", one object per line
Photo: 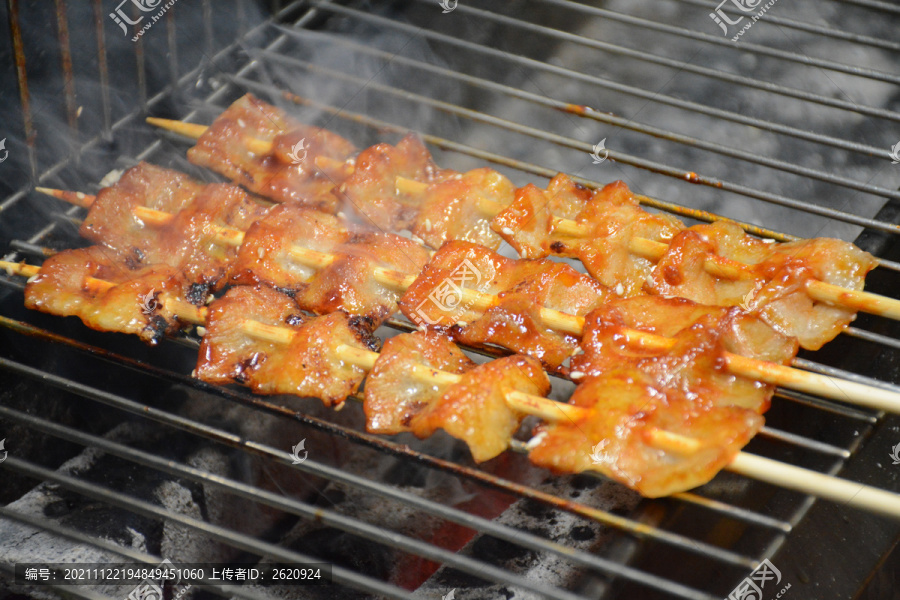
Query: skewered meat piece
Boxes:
[
  {"xmin": 529, "ymin": 374, "xmax": 763, "ymax": 497},
  {"xmin": 187, "ymin": 94, "xmax": 356, "ymax": 211},
  {"xmin": 24, "ymin": 246, "xmax": 187, "ymax": 345},
  {"xmin": 399, "ymin": 241, "xmax": 608, "ymax": 368},
  {"xmin": 231, "ymin": 204, "xmax": 431, "ymax": 328},
  {"xmin": 156, "ymin": 183, "xmax": 270, "ymax": 291},
  {"xmin": 364, "ymin": 330, "xmax": 476, "ymax": 434},
  {"xmin": 365, "ymin": 331, "xmax": 551, "ymax": 462},
  {"xmin": 80, "ymin": 163, "xmax": 270, "ymax": 293},
  {"xmin": 80, "ymin": 162, "xmax": 205, "ymax": 256},
  {"xmin": 529, "ymin": 296, "xmax": 798, "ymax": 496},
  {"xmin": 492, "ymin": 177, "xmax": 684, "ymax": 295},
  {"xmin": 339, "ymin": 133, "xmax": 456, "ymax": 230},
  {"xmin": 409, "ymin": 167, "xmax": 515, "ymax": 251},
  {"xmin": 490, "ymin": 173, "xmax": 593, "ymax": 259},
  {"xmin": 196, "ymin": 285, "xmax": 379, "ymax": 407},
  {"xmin": 573, "ymin": 296, "xmax": 799, "ymax": 411},
  {"xmin": 647, "ymin": 221, "xmax": 878, "ymax": 350}
]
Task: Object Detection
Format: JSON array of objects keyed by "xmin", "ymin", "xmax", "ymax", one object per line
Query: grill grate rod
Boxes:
[
  {"xmin": 0, "ymin": 405, "xmax": 597, "ymax": 600},
  {"xmin": 0, "ymin": 356, "xmax": 728, "ymax": 599},
  {"xmin": 429, "ymin": 2, "xmax": 900, "ymax": 124},
  {"xmin": 0, "ymin": 315, "xmax": 769, "ymax": 560},
  {"xmin": 312, "ymin": 1, "xmax": 892, "ymax": 161},
  {"xmin": 267, "ymin": 31, "xmax": 900, "ymax": 205},
  {"xmin": 1, "ymin": 456, "xmax": 418, "ymax": 600},
  {"xmin": 536, "ymin": 0, "xmax": 900, "ymax": 85},
  {"xmin": 267, "ymin": 12, "xmax": 900, "ymax": 234}
]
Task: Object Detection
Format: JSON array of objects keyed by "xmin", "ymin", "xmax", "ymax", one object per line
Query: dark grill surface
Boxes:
[{"xmin": 1, "ymin": 1, "xmax": 900, "ymax": 599}]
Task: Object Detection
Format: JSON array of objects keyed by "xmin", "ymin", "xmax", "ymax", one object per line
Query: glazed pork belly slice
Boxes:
[
  {"xmin": 647, "ymin": 221, "xmax": 877, "ymax": 350},
  {"xmin": 80, "ymin": 162, "xmax": 270, "ymax": 293},
  {"xmin": 231, "ymin": 204, "xmax": 431, "ymax": 329},
  {"xmin": 409, "ymin": 167, "xmax": 515, "ymax": 251},
  {"xmin": 528, "ymin": 372, "xmax": 764, "ymax": 498},
  {"xmin": 399, "ymin": 241, "xmax": 609, "ymax": 368},
  {"xmin": 196, "ymin": 285, "xmax": 378, "ymax": 407},
  {"xmin": 339, "ymin": 133, "xmax": 456, "ymax": 230},
  {"xmin": 80, "ymin": 162, "xmax": 206, "ymax": 257},
  {"xmin": 365, "ymin": 331, "xmax": 550, "ymax": 462},
  {"xmin": 24, "ymin": 246, "xmax": 188, "ymax": 345},
  {"xmin": 529, "ymin": 295, "xmax": 798, "ymax": 497},
  {"xmin": 492, "ymin": 176, "xmax": 684, "ymax": 295},
  {"xmin": 187, "ymin": 94, "xmax": 356, "ymax": 211}
]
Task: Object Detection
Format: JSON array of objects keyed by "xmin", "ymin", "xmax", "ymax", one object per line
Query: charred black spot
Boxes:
[
  {"xmin": 550, "ymin": 241, "xmax": 566, "ymax": 253},
  {"xmin": 399, "ymin": 402, "xmax": 427, "ymax": 428},
  {"xmin": 125, "ymin": 248, "xmax": 144, "ymax": 271},
  {"xmin": 574, "ymin": 181, "xmax": 590, "ymax": 191},
  {"xmin": 347, "ymin": 315, "xmax": 380, "ymax": 351},
  {"xmin": 187, "ymin": 282, "xmax": 210, "ymax": 306},
  {"xmin": 285, "ymin": 314, "xmax": 305, "ymax": 327},
  {"xmin": 144, "ymin": 315, "xmax": 170, "ymax": 345},
  {"xmin": 274, "ymin": 285, "xmax": 297, "ymax": 298},
  {"xmin": 346, "ymin": 232, "xmax": 371, "ymax": 245},
  {"xmin": 232, "ymin": 353, "xmax": 263, "ymax": 384}
]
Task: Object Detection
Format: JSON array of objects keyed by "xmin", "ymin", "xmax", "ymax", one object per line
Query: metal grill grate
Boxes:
[{"xmin": 1, "ymin": 1, "xmax": 900, "ymax": 598}]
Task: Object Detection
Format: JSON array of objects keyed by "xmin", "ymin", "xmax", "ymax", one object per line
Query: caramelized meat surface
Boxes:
[
  {"xmin": 364, "ymin": 331, "xmax": 475, "ymax": 435},
  {"xmin": 647, "ymin": 221, "xmax": 877, "ymax": 349},
  {"xmin": 493, "ymin": 178, "xmax": 684, "ymax": 294},
  {"xmin": 491, "ymin": 174, "xmax": 592, "ymax": 259},
  {"xmin": 80, "ymin": 163, "xmax": 269, "ymax": 291},
  {"xmin": 24, "ymin": 246, "xmax": 186, "ymax": 345},
  {"xmin": 340, "ymin": 134, "xmax": 455, "ymax": 230},
  {"xmin": 529, "ymin": 296, "xmax": 797, "ymax": 496},
  {"xmin": 529, "ymin": 374, "xmax": 763, "ymax": 497},
  {"xmin": 187, "ymin": 94, "xmax": 356, "ymax": 211},
  {"xmin": 80, "ymin": 162, "xmax": 204, "ymax": 258},
  {"xmin": 196, "ymin": 285, "xmax": 378, "ymax": 406},
  {"xmin": 399, "ymin": 241, "xmax": 608, "ymax": 368},
  {"xmin": 232, "ymin": 204, "xmax": 430, "ymax": 327},
  {"xmin": 410, "ymin": 168, "xmax": 515, "ymax": 250},
  {"xmin": 365, "ymin": 331, "xmax": 550, "ymax": 462}
]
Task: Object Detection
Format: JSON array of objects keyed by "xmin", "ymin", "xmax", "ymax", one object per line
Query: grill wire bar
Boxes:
[{"xmin": 1, "ymin": 1, "xmax": 900, "ymax": 599}]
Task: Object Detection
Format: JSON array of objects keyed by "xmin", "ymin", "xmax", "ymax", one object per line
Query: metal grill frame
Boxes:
[{"xmin": 1, "ymin": 1, "xmax": 900, "ymax": 598}]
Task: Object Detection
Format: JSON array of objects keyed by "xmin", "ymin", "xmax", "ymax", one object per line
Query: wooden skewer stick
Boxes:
[
  {"xmin": 147, "ymin": 117, "xmax": 900, "ymax": 323},
  {"xmin": 4, "ymin": 260, "xmax": 900, "ymax": 517},
  {"xmin": 13, "ymin": 191, "xmax": 900, "ymax": 415}
]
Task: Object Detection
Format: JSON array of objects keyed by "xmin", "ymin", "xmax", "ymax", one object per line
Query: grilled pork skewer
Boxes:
[
  {"xmin": 18, "ymin": 189, "xmax": 900, "ymax": 414},
  {"xmin": 146, "ymin": 105, "xmax": 900, "ymax": 341},
  {"xmin": 6, "ymin": 260, "xmax": 897, "ymax": 516}
]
